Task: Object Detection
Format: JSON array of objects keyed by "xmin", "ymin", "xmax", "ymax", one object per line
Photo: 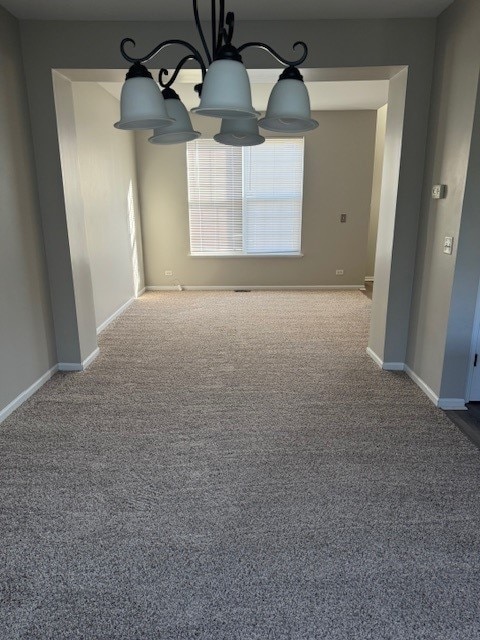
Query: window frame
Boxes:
[{"xmin": 187, "ymin": 138, "xmax": 305, "ymax": 258}]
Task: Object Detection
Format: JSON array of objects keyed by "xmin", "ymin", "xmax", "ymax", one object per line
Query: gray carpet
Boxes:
[{"xmin": 1, "ymin": 291, "xmax": 480, "ymax": 639}]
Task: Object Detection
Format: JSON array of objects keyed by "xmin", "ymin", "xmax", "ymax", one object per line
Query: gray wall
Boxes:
[
  {"xmin": 447, "ymin": 80, "xmax": 480, "ymax": 400},
  {"xmin": 136, "ymin": 111, "xmax": 376, "ymax": 288},
  {"xmin": 368, "ymin": 68, "xmax": 408, "ymax": 363},
  {"xmin": 72, "ymin": 82, "xmax": 144, "ymax": 329},
  {"xmin": 52, "ymin": 72, "xmax": 98, "ymax": 363},
  {"xmin": 366, "ymin": 104, "xmax": 387, "ymax": 279},
  {"xmin": 407, "ymin": 0, "xmax": 480, "ymax": 398},
  {"xmin": 0, "ymin": 6, "xmax": 56, "ymax": 415},
  {"xmin": 19, "ymin": 17, "xmax": 436, "ymax": 366}
]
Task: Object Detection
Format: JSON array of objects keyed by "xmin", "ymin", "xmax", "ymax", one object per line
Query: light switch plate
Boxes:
[
  {"xmin": 443, "ymin": 236, "xmax": 454, "ymax": 255},
  {"xmin": 340, "ymin": 214, "xmax": 347, "ymax": 223}
]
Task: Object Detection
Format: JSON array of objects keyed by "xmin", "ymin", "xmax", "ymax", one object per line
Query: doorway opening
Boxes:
[{"xmin": 53, "ymin": 67, "xmax": 407, "ymax": 362}]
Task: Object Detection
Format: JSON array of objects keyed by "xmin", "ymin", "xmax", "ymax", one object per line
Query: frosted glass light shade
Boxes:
[
  {"xmin": 149, "ymin": 97, "xmax": 200, "ymax": 145},
  {"xmin": 258, "ymin": 79, "xmax": 319, "ymax": 133},
  {"xmin": 191, "ymin": 60, "xmax": 259, "ymax": 119},
  {"xmin": 114, "ymin": 76, "xmax": 174, "ymax": 130},
  {"xmin": 214, "ymin": 118, "xmax": 265, "ymax": 147}
]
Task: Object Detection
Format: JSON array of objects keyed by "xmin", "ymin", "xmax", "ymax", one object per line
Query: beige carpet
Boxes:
[{"xmin": 1, "ymin": 291, "xmax": 480, "ymax": 639}]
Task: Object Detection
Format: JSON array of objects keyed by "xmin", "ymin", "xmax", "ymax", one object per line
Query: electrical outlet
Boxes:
[
  {"xmin": 165, "ymin": 270, "xmax": 173, "ymax": 276},
  {"xmin": 336, "ymin": 269, "xmax": 344, "ymax": 276}
]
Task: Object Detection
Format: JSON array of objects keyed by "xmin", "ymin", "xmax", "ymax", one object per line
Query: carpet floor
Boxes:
[{"xmin": 1, "ymin": 291, "xmax": 480, "ymax": 639}]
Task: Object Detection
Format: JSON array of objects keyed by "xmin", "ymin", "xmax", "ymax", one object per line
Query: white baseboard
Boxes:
[
  {"xmin": 383, "ymin": 362, "xmax": 405, "ymax": 371},
  {"xmin": 366, "ymin": 348, "xmax": 465, "ymax": 409},
  {"xmin": 82, "ymin": 347, "xmax": 100, "ymax": 369},
  {"xmin": 437, "ymin": 398, "xmax": 467, "ymax": 410},
  {"xmin": 366, "ymin": 347, "xmax": 384, "ymax": 368},
  {"xmin": 1, "ymin": 347, "xmax": 102, "ymax": 424},
  {"xmin": 0, "ymin": 364, "xmax": 58, "ymax": 424},
  {"xmin": 146, "ymin": 285, "xmax": 365, "ymax": 291},
  {"xmin": 404, "ymin": 366, "xmax": 466, "ymax": 410},
  {"xmin": 366, "ymin": 347, "xmax": 404, "ymax": 371},
  {"xmin": 58, "ymin": 347, "xmax": 100, "ymax": 372},
  {"xmin": 404, "ymin": 365, "xmax": 438, "ymax": 405},
  {"xmin": 136, "ymin": 287, "xmax": 146, "ymax": 297},
  {"xmin": 364, "ymin": 277, "xmax": 374, "ymax": 282},
  {"xmin": 97, "ymin": 297, "xmax": 135, "ymax": 335}
]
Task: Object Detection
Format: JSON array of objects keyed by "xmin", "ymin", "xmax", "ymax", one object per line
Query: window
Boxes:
[{"xmin": 187, "ymin": 138, "xmax": 304, "ymax": 256}]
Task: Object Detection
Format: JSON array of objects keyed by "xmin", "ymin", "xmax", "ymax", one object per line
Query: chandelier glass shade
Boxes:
[
  {"xmin": 214, "ymin": 118, "xmax": 265, "ymax": 147},
  {"xmin": 149, "ymin": 88, "xmax": 201, "ymax": 144},
  {"xmin": 114, "ymin": 72, "xmax": 174, "ymax": 130},
  {"xmin": 115, "ymin": 0, "xmax": 317, "ymax": 146},
  {"xmin": 258, "ymin": 68, "xmax": 319, "ymax": 133},
  {"xmin": 191, "ymin": 59, "xmax": 259, "ymax": 119}
]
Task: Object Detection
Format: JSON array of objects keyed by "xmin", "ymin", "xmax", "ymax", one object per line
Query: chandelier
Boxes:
[{"xmin": 114, "ymin": 0, "xmax": 318, "ymax": 146}]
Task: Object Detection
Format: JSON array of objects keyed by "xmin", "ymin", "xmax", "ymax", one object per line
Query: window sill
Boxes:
[{"xmin": 189, "ymin": 253, "xmax": 304, "ymax": 258}]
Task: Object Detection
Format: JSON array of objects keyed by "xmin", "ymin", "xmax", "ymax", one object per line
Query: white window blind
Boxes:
[
  {"xmin": 187, "ymin": 140, "xmax": 243, "ymax": 255},
  {"xmin": 243, "ymin": 139, "xmax": 304, "ymax": 255},
  {"xmin": 187, "ymin": 138, "xmax": 304, "ymax": 256}
]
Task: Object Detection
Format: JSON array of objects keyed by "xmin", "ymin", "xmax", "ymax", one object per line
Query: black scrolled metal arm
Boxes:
[
  {"xmin": 216, "ymin": 0, "xmax": 226, "ymax": 53},
  {"xmin": 120, "ymin": 37, "xmax": 207, "ymax": 75},
  {"xmin": 237, "ymin": 40, "xmax": 308, "ymax": 67},
  {"xmin": 224, "ymin": 11, "xmax": 235, "ymax": 45},
  {"xmin": 193, "ymin": 0, "xmax": 212, "ymax": 64},
  {"xmin": 211, "ymin": 0, "xmax": 216, "ymax": 58},
  {"xmin": 159, "ymin": 55, "xmax": 203, "ymax": 89},
  {"xmin": 119, "ymin": 3, "xmax": 310, "ymax": 97}
]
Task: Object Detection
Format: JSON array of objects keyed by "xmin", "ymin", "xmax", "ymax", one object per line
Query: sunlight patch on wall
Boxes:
[{"xmin": 127, "ymin": 180, "xmax": 141, "ymax": 296}]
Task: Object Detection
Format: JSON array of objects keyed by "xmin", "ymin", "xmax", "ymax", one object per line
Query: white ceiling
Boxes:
[
  {"xmin": 99, "ymin": 78, "xmax": 389, "ymax": 112},
  {"xmin": 3, "ymin": 0, "xmax": 454, "ymax": 21}
]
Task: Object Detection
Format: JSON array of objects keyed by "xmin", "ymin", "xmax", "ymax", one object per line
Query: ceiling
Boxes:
[
  {"xmin": 99, "ymin": 78, "xmax": 389, "ymax": 112},
  {"xmin": 3, "ymin": 0, "xmax": 454, "ymax": 21}
]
